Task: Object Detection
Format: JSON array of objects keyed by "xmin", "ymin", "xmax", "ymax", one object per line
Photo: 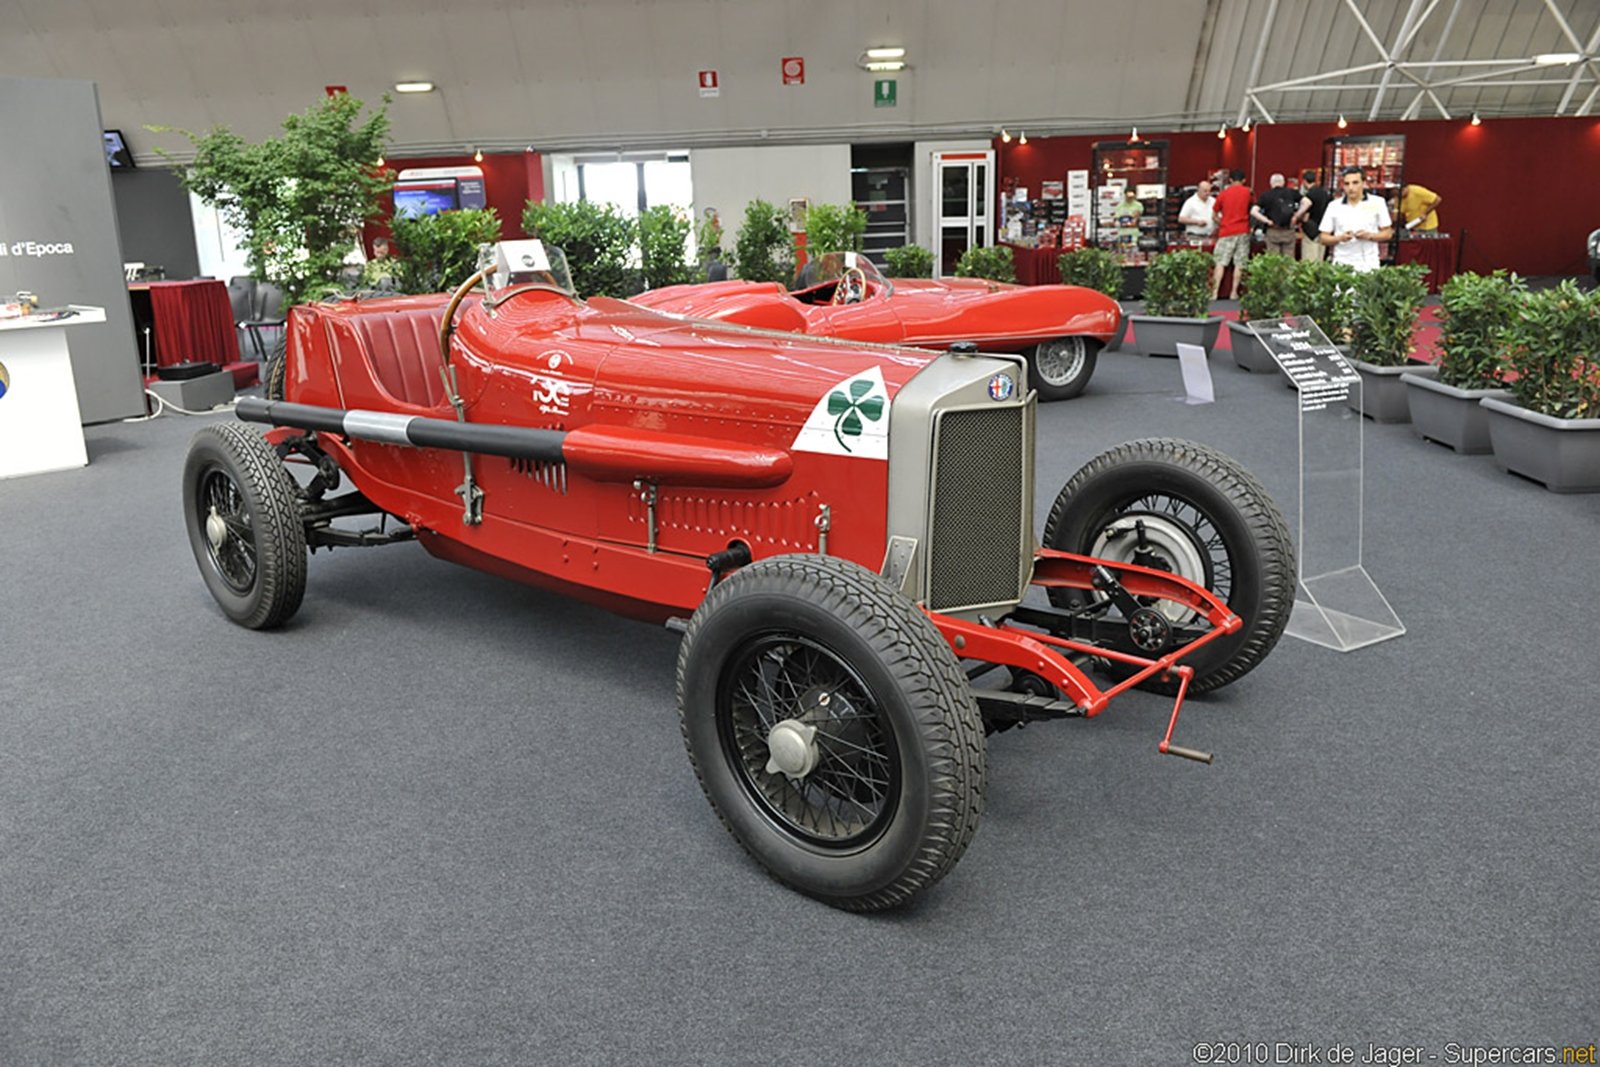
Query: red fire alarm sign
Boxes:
[
  {"xmin": 698, "ymin": 70, "xmax": 719, "ymax": 97},
  {"xmin": 781, "ymin": 57, "xmax": 805, "ymax": 85}
]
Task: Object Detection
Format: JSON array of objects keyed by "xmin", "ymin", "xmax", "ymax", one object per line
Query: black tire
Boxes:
[
  {"xmin": 263, "ymin": 351, "xmax": 286, "ymax": 401},
  {"xmin": 183, "ymin": 422, "xmax": 307, "ymax": 629},
  {"xmin": 1042, "ymin": 438, "xmax": 1293, "ymax": 693},
  {"xmin": 676, "ymin": 555, "xmax": 986, "ymax": 911},
  {"xmin": 1026, "ymin": 336, "xmax": 1099, "ymax": 402}
]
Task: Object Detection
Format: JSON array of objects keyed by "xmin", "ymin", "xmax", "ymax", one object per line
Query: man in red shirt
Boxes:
[{"xmin": 1209, "ymin": 169, "xmax": 1253, "ymax": 301}]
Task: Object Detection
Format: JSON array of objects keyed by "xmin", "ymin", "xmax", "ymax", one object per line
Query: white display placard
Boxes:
[{"xmin": 0, "ymin": 305, "xmax": 104, "ymax": 480}]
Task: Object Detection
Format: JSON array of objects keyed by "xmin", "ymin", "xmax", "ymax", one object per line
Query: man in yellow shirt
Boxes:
[{"xmin": 1399, "ymin": 184, "xmax": 1443, "ymax": 232}]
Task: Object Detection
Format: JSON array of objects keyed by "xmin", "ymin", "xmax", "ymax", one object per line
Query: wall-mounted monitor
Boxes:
[
  {"xmin": 393, "ymin": 180, "xmax": 459, "ymax": 218},
  {"xmin": 104, "ymin": 129, "xmax": 136, "ymax": 169}
]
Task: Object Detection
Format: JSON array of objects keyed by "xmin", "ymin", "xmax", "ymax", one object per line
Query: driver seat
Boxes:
[{"xmin": 351, "ymin": 307, "xmax": 448, "ymax": 409}]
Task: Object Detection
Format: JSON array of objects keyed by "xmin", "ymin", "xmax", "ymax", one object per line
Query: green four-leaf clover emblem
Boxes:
[{"xmin": 827, "ymin": 378, "xmax": 885, "ymax": 452}]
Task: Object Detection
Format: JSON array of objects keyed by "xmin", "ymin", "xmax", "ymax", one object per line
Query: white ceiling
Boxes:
[{"xmin": 1, "ymin": 0, "xmax": 1594, "ymax": 162}]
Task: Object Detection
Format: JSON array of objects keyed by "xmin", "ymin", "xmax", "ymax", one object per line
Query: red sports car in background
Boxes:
[{"xmin": 630, "ymin": 252, "xmax": 1121, "ymax": 401}]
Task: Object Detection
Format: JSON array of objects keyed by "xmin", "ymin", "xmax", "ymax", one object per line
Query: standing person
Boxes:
[
  {"xmin": 1293, "ymin": 169, "xmax": 1332, "ymax": 262},
  {"xmin": 1114, "ymin": 185, "xmax": 1144, "ymax": 247},
  {"xmin": 1177, "ymin": 178, "xmax": 1217, "ymax": 242},
  {"xmin": 1398, "ymin": 183, "xmax": 1443, "ymax": 232},
  {"xmin": 1210, "ymin": 170, "xmax": 1252, "ymax": 301},
  {"xmin": 1251, "ymin": 173, "xmax": 1301, "ymax": 258},
  {"xmin": 1319, "ymin": 166, "xmax": 1393, "ymax": 272}
]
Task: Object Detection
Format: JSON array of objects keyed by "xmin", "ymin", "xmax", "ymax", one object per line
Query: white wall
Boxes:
[
  {"xmin": 911, "ymin": 138, "xmax": 993, "ymax": 251},
  {"xmin": 690, "ymin": 144, "xmax": 851, "ymax": 250}
]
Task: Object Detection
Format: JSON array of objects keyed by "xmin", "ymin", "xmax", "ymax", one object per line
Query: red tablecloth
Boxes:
[
  {"xmin": 1396, "ymin": 236, "xmax": 1457, "ymax": 292},
  {"xmin": 1001, "ymin": 243, "xmax": 1062, "ymax": 286},
  {"xmin": 131, "ymin": 280, "xmax": 242, "ymax": 367}
]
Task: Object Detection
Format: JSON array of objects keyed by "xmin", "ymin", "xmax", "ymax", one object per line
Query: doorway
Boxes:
[{"xmin": 931, "ymin": 150, "xmax": 994, "ymax": 277}]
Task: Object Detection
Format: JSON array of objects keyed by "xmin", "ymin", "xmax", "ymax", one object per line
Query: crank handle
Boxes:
[{"xmin": 1160, "ymin": 742, "xmax": 1214, "ymax": 765}]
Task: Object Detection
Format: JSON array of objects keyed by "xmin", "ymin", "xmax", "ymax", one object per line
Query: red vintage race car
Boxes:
[
  {"xmin": 629, "ymin": 252, "xmax": 1120, "ymax": 402},
  {"xmin": 185, "ymin": 241, "xmax": 1292, "ymax": 911}
]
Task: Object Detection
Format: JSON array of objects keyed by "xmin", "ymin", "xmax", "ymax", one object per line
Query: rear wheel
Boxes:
[
  {"xmin": 1026, "ymin": 336, "xmax": 1098, "ymax": 401},
  {"xmin": 1043, "ymin": 438, "xmax": 1293, "ymax": 693},
  {"xmin": 183, "ymin": 423, "xmax": 306, "ymax": 629},
  {"xmin": 677, "ymin": 555, "xmax": 986, "ymax": 911}
]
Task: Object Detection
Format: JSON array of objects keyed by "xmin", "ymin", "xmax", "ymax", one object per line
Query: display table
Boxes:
[
  {"xmin": 1001, "ymin": 243, "xmax": 1063, "ymax": 286},
  {"xmin": 1395, "ymin": 236, "xmax": 1456, "ymax": 292},
  {"xmin": 0, "ymin": 306, "xmax": 106, "ymax": 479},
  {"xmin": 127, "ymin": 279, "xmax": 242, "ymax": 368}
]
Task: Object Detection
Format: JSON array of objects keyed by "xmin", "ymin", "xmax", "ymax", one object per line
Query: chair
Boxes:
[
  {"xmin": 240, "ymin": 282, "xmax": 286, "ymax": 361},
  {"xmin": 228, "ymin": 276, "xmax": 258, "ymax": 357}
]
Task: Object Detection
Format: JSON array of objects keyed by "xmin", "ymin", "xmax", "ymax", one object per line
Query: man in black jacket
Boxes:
[
  {"xmin": 1251, "ymin": 173, "xmax": 1301, "ymax": 258},
  {"xmin": 1293, "ymin": 169, "xmax": 1332, "ymax": 263}
]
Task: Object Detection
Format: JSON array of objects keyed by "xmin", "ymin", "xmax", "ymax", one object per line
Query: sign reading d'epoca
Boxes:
[{"xmin": 0, "ymin": 239, "xmax": 78, "ymax": 258}]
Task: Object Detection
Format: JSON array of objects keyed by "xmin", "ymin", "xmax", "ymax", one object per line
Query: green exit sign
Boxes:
[{"xmin": 874, "ymin": 79, "xmax": 897, "ymax": 107}]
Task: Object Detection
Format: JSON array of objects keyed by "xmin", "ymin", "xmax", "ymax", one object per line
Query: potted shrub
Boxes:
[
  {"xmin": 1056, "ymin": 247, "xmax": 1124, "ymax": 299},
  {"xmin": 803, "ymin": 202, "xmax": 867, "ymax": 256},
  {"xmin": 522, "ymin": 199, "xmax": 638, "ymax": 297},
  {"xmin": 1229, "ymin": 253, "xmax": 1295, "ymax": 373},
  {"xmin": 953, "ymin": 245, "xmax": 1017, "ymax": 283},
  {"xmin": 1480, "ymin": 281, "xmax": 1600, "ymax": 492},
  {"xmin": 1127, "ymin": 250, "xmax": 1219, "ymax": 357},
  {"xmin": 1342, "ymin": 263, "xmax": 1431, "ymax": 422},
  {"xmin": 1403, "ymin": 271, "xmax": 1521, "ymax": 453},
  {"xmin": 638, "ymin": 205, "xmax": 696, "ymax": 290},
  {"xmin": 388, "ymin": 207, "xmax": 503, "ymax": 295},
  {"xmin": 730, "ymin": 199, "xmax": 794, "ymax": 284},
  {"xmin": 883, "ymin": 244, "xmax": 934, "ymax": 279}
]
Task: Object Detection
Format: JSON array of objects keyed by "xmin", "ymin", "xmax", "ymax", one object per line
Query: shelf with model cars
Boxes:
[{"xmin": 1091, "ymin": 140, "xmax": 1169, "ymax": 267}]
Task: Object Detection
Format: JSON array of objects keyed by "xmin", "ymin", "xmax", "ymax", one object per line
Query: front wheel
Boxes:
[
  {"xmin": 1026, "ymin": 336, "xmax": 1099, "ymax": 402},
  {"xmin": 676, "ymin": 555, "xmax": 986, "ymax": 911},
  {"xmin": 182, "ymin": 423, "xmax": 307, "ymax": 629},
  {"xmin": 1043, "ymin": 438, "xmax": 1294, "ymax": 693}
]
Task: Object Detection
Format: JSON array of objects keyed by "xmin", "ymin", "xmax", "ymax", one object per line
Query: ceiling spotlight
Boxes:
[
  {"xmin": 865, "ymin": 47, "xmax": 906, "ymax": 60},
  {"xmin": 394, "ymin": 81, "xmax": 435, "ymax": 94},
  {"xmin": 1533, "ymin": 52, "xmax": 1582, "ymax": 66},
  {"xmin": 1337, "ymin": 113, "xmax": 1349, "ymax": 129},
  {"xmin": 473, "ymin": 147, "xmax": 484, "ymax": 162},
  {"xmin": 1018, "ymin": 130, "xmax": 1027, "ymax": 145},
  {"xmin": 1470, "ymin": 111, "xmax": 1482, "ymax": 126},
  {"xmin": 1130, "ymin": 126, "xmax": 1139, "ymax": 142},
  {"xmin": 1242, "ymin": 117, "xmax": 1252, "ymax": 133},
  {"xmin": 1000, "ymin": 128, "xmax": 1012, "ymax": 143},
  {"xmin": 1218, "ymin": 123, "xmax": 1227, "ymax": 139},
  {"xmin": 376, "ymin": 154, "xmax": 385, "ymax": 167}
]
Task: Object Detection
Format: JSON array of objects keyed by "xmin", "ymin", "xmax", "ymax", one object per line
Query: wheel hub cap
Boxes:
[
  {"xmin": 765, "ymin": 719, "xmax": 820, "ymax": 778},
  {"xmin": 1093, "ymin": 514, "xmax": 1208, "ymax": 623},
  {"xmin": 205, "ymin": 507, "xmax": 228, "ymax": 549}
]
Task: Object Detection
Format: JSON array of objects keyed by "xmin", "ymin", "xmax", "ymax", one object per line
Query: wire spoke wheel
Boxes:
[
  {"xmin": 198, "ymin": 466, "xmax": 258, "ymax": 594},
  {"xmin": 1027, "ymin": 336, "xmax": 1098, "ymax": 401},
  {"xmin": 720, "ymin": 634, "xmax": 899, "ymax": 849}
]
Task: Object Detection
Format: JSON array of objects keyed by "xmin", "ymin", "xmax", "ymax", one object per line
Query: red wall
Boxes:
[
  {"xmin": 363, "ymin": 150, "xmax": 544, "ymax": 252},
  {"xmin": 997, "ymin": 117, "xmax": 1600, "ymax": 277}
]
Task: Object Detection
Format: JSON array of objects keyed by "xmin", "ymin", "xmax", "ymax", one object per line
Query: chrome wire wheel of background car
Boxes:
[
  {"xmin": 718, "ymin": 634, "xmax": 900, "ymax": 848},
  {"xmin": 182, "ymin": 423, "xmax": 307, "ymax": 630},
  {"xmin": 1026, "ymin": 336, "xmax": 1099, "ymax": 402},
  {"xmin": 677, "ymin": 555, "xmax": 986, "ymax": 911},
  {"xmin": 1043, "ymin": 438, "xmax": 1294, "ymax": 694}
]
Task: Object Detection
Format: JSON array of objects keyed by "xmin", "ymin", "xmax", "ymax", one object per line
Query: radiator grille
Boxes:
[{"xmin": 926, "ymin": 405, "xmax": 1027, "ymax": 612}]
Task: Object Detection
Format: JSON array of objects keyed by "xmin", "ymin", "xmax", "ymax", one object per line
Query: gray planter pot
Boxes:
[
  {"xmin": 1226, "ymin": 320, "xmax": 1279, "ymax": 373},
  {"xmin": 1347, "ymin": 359, "xmax": 1435, "ymax": 423},
  {"xmin": 1127, "ymin": 315, "xmax": 1221, "ymax": 358},
  {"xmin": 1402, "ymin": 374, "xmax": 1510, "ymax": 454},
  {"xmin": 1480, "ymin": 397, "xmax": 1600, "ymax": 493}
]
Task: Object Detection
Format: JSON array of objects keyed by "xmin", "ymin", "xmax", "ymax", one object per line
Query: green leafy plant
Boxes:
[
  {"xmin": 155, "ymin": 93, "xmax": 392, "ymax": 307},
  {"xmin": 1349, "ymin": 263, "xmax": 1429, "ymax": 367},
  {"xmin": 1142, "ymin": 250, "xmax": 1213, "ymax": 318},
  {"xmin": 1436, "ymin": 270, "xmax": 1524, "ymax": 390},
  {"xmin": 882, "ymin": 244, "xmax": 934, "ymax": 279},
  {"xmin": 733, "ymin": 199, "xmax": 794, "ymax": 284},
  {"xmin": 388, "ymin": 208, "xmax": 502, "ymax": 295},
  {"xmin": 953, "ymin": 245, "xmax": 1016, "ymax": 283},
  {"xmin": 1284, "ymin": 259, "xmax": 1359, "ymax": 342},
  {"xmin": 1500, "ymin": 281, "xmax": 1600, "ymax": 419},
  {"xmin": 521, "ymin": 199, "xmax": 638, "ymax": 298},
  {"xmin": 1056, "ymin": 247, "xmax": 1123, "ymax": 299},
  {"xmin": 1237, "ymin": 253, "xmax": 1296, "ymax": 322},
  {"xmin": 695, "ymin": 213, "xmax": 726, "ymax": 278},
  {"xmin": 639, "ymin": 205, "xmax": 695, "ymax": 289},
  {"xmin": 803, "ymin": 202, "xmax": 868, "ymax": 255}
]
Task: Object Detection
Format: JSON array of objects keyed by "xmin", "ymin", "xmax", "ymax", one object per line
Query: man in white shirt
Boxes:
[
  {"xmin": 1177, "ymin": 179, "xmax": 1217, "ymax": 240},
  {"xmin": 1319, "ymin": 166, "xmax": 1393, "ymax": 272}
]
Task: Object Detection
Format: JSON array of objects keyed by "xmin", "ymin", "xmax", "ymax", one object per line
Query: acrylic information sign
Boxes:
[{"xmin": 1247, "ymin": 316, "xmax": 1405, "ymax": 652}]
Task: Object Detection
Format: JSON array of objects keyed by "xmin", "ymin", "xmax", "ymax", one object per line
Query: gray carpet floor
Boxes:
[{"xmin": 2, "ymin": 348, "xmax": 1596, "ymax": 1066}]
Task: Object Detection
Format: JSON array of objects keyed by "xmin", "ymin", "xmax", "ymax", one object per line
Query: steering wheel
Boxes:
[{"xmin": 831, "ymin": 266, "xmax": 868, "ymax": 306}]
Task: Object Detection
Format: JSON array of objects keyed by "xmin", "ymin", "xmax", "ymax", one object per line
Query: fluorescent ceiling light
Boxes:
[
  {"xmin": 864, "ymin": 61, "xmax": 905, "ymax": 72},
  {"xmin": 1533, "ymin": 52, "xmax": 1581, "ymax": 65},
  {"xmin": 865, "ymin": 47, "xmax": 906, "ymax": 60},
  {"xmin": 394, "ymin": 81, "xmax": 436, "ymax": 93}
]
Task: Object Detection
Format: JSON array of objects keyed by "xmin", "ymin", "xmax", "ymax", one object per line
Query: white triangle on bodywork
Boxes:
[{"xmin": 791, "ymin": 366, "xmax": 891, "ymax": 460}]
